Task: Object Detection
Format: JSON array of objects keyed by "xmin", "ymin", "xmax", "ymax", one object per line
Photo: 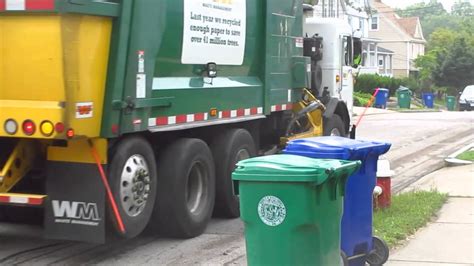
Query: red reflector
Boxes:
[
  {"xmin": 22, "ymin": 120, "xmax": 36, "ymax": 136},
  {"xmin": 111, "ymin": 124, "xmax": 119, "ymax": 135},
  {"xmin": 25, "ymin": 0, "xmax": 55, "ymax": 10},
  {"xmin": 66, "ymin": 129, "xmax": 75, "ymax": 138},
  {"xmin": 0, "ymin": 1, "xmax": 5, "ymax": 11},
  {"xmin": 55, "ymin": 122, "xmax": 65, "ymax": 133}
]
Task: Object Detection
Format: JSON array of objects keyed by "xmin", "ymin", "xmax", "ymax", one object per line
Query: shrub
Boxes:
[
  {"xmin": 355, "ymin": 74, "xmax": 402, "ymax": 95},
  {"xmin": 353, "ymin": 91, "xmax": 373, "ymax": 107}
]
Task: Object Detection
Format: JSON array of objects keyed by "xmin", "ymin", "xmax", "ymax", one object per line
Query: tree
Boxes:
[
  {"xmin": 397, "ymin": 1, "xmax": 446, "ymax": 19},
  {"xmin": 416, "ymin": 26, "xmax": 474, "ymax": 91},
  {"xmin": 452, "ymin": 1, "xmax": 474, "ymax": 16},
  {"xmin": 433, "ymin": 37, "xmax": 474, "ymax": 89}
]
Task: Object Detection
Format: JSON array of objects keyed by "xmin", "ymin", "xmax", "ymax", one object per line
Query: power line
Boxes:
[{"xmin": 374, "ymin": 5, "xmax": 447, "ymax": 15}]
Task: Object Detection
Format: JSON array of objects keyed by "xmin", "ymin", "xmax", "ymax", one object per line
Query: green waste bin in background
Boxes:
[
  {"xmin": 233, "ymin": 154, "xmax": 361, "ymax": 266},
  {"xmin": 397, "ymin": 86, "xmax": 412, "ymax": 109},
  {"xmin": 446, "ymin": 96, "xmax": 456, "ymax": 111}
]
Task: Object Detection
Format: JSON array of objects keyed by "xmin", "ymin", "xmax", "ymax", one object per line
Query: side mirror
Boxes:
[{"xmin": 206, "ymin": 62, "xmax": 217, "ymax": 78}]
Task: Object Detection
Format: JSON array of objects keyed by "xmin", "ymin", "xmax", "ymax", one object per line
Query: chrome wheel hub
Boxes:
[{"xmin": 120, "ymin": 155, "xmax": 150, "ymax": 217}]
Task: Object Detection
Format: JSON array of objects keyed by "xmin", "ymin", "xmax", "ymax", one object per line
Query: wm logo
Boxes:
[{"xmin": 52, "ymin": 200, "xmax": 101, "ymax": 221}]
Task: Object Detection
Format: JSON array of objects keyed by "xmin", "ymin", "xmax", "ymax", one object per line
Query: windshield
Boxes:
[{"xmin": 462, "ymin": 86, "xmax": 474, "ymax": 97}]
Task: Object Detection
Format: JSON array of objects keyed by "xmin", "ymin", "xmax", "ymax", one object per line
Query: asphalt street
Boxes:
[{"xmin": 0, "ymin": 110, "xmax": 472, "ymax": 265}]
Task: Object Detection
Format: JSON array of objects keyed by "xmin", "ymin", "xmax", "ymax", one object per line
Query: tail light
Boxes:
[
  {"xmin": 22, "ymin": 120, "xmax": 36, "ymax": 136},
  {"xmin": 4, "ymin": 119, "xmax": 18, "ymax": 135},
  {"xmin": 55, "ymin": 122, "xmax": 65, "ymax": 133},
  {"xmin": 40, "ymin": 121, "xmax": 54, "ymax": 136},
  {"xmin": 66, "ymin": 129, "xmax": 75, "ymax": 138}
]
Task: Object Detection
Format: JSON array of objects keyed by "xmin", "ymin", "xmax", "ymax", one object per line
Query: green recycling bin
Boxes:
[
  {"xmin": 233, "ymin": 154, "xmax": 361, "ymax": 266},
  {"xmin": 397, "ymin": 86, "xmax": 412, "ymax": 109},
  {"xmin": 446, "ymin": 96, "xmax": 456, "ymax": 111}
]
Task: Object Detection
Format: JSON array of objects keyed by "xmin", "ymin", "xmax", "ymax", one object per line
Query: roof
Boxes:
[
  {"xmin": 377, "ymin": 46, "xmax": 394, "ymax": 54},
  {"xmin": 397, "ymin": 17, "xmax": 419, "ymax": 37},
  {"xmin": 371, "ymin": 0, "xmax": 425, "ymax": 40}
]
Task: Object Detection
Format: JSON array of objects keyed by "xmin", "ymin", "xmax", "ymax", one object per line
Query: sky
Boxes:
[{"xmin": 381, "ymin": 0, "xmax": 474, "ymax": 12}]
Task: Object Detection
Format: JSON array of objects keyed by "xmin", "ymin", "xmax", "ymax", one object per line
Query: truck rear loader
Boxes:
[{"xmin": 0, "ymin": 0, "xmax": 359, "ymax": 243}]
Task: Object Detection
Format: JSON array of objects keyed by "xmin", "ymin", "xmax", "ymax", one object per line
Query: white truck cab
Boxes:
[{"xmin": 303, "ymin": 17, "xmax": 361, "ymax": 117}]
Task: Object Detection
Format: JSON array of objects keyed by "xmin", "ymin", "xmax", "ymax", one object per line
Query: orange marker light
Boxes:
[
  {"xmin": 66, "ymin": 129, "xmax": 75, "ymax": 138},
  {"xmin": 336, "ymin": 75, "xmax": 341, "ymax": 83},
  {"xmin": 210, "ymin": 108, "xmax": 218, "ymax": 117}
]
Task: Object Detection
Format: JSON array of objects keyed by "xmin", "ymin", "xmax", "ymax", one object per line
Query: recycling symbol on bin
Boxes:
[{"xmin": 258, "ymin": 196, "xmax": 287, "ymax": 227}]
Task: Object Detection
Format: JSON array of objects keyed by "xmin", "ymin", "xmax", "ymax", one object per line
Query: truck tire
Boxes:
[
  {"xmin": 210, "ymin": 129, "xmax": 256, "ymax": 218},
  {"xmin": 323, "ymin": 114, "xmax": 346, "ymax": 136},
  {"xmin": 150, "ymin": 138, "xmax": 215, "ymax": 238},
  {"xmin": 108, "ymin": 136, "xmax": 157, "ymax": 239},
  {"xmin": 0, "ymin": 207, "xmax": 5, "ymax": 222}
]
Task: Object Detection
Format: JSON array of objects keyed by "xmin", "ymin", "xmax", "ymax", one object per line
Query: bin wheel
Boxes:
[
  {"xmin": 210, "ymin": 129, "xmax": 256, "ymax": 218},
  {"xmin": 340, "ymin": 250, "xmax": 349, "ymax": 266},
  {"xmin": 366, "ymin": 236, "xmax": 390, "ymax": 265},
  {"xmin": 149, "ymin": 138, "xmax": 215, "ymax": 238}
]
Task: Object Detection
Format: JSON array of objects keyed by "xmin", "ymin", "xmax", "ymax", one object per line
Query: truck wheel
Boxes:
[
  {"xmin": 210, "ymin": 129, "xmax": 256, "ymax": 218},
  {"xmin": 323, "ymin": 114, "xmax": 346, "ymax": 136},
  {"xmin": 150, "ymin": 138, "xmax": 215, "ymax": 238},
  {"xmin": 0, "ymin": 207, "xmax": 6, "ymax": 222},
  {"xmin": 108, "ymin": 136, "xmax": 157, "ymax": 239}
]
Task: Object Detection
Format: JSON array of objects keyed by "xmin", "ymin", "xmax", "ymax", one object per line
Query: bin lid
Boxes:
[
  {"xmin": 283, "ymin": 136, "xmax": 391, "ymax": 160},
  {"xmin": 232, "ymin": 154, "xmax": 360, "ymax": 184},
  {"xmin": 397, "ymin": 86, "xmax": 412, "ymax": 93},
  {"xmin": 377, "ymin": 88, "xmax": 389, "ymax": 92}
]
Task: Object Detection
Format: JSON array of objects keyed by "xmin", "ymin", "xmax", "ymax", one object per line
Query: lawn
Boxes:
[
  {"xmin": 373, "ymin": 190, "xmax": 448, "ymax": 248},
  {"xmin": 456, "ymin": 150, "xmax": 474, "ymax": 161}
]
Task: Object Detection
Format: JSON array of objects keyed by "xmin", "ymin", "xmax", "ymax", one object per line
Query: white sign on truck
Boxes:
[{"xmin": 181, "ymin": 0, "xmax": 246, "ymax": 65}]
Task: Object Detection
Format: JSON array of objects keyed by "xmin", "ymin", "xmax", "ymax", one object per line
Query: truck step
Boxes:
[{"xmin": 0, "ymin": 193, "xmax": 46, "ymax": 206}]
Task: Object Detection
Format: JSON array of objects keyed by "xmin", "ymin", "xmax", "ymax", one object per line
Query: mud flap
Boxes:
[{"xmin": 44, "ymin": 161, "xmax": 106, "ymax": 243}]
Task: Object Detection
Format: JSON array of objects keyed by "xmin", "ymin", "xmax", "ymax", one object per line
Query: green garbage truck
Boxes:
[{"xmin": 0, "ymin": 0, "xmax": 359, "ymax": 242}]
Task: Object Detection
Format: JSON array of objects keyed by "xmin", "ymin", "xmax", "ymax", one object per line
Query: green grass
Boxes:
[
  {"xmin": 373, "ymin": 190, "xmax": 448, "ymax": 248},
  {"xmin": 456, "ymin": 150, "xmax": 474, "ymax": 161},
  {"xmin": 354, "ymin": 91, "xmax": 373, "ymax": 107}
]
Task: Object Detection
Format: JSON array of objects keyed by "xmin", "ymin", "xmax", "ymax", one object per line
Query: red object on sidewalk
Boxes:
[{"xmin": 375, "ymin": 176, "xmax": 391, "ymax": 209}]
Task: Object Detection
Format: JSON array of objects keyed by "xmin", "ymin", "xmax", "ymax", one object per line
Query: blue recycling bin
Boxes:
[
  {"xmin": 374, "ymin": 88, "xmax": 389, "ymax": 109},
  {"xmin": 422, "ymin": 92, "xmax": 434, "ymax": 108},
  {"xmin": 283, "ymin": 137, "xmax": 391, "ymax": 266}
]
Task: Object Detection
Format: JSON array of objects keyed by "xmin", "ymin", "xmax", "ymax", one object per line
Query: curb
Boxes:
[
  {"xmin": 390, "ymin": 109, "xmax": 442, "ymax": 113},
  {"xmin": 445, "ymin": 143, "xmax": 474, "ymax": 166}
]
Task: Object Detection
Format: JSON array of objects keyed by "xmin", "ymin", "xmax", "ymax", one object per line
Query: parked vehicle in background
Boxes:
[{"xmin": 459, "ymin": 85, "xmax": 474, "ymax": 111}]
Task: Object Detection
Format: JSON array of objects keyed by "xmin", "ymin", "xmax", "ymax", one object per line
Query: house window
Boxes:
[
  {"xmin": 378, "ymin": 58, "xmax": 384, "ymax": 67},
  {"xmin": 359, "ymin": 18, "xmax": 364, "ymax": 32},
  {"xmin": 370, "ymin": 15, "xmax": 379, "ymax": 31}
]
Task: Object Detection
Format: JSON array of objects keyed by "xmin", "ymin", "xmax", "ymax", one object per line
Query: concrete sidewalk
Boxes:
[{"xmin": 387, "ymin": 164, "xmax": 474, "ymax": 266}]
